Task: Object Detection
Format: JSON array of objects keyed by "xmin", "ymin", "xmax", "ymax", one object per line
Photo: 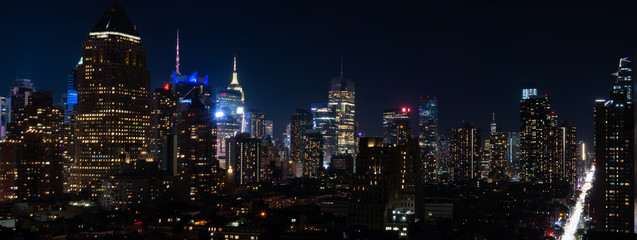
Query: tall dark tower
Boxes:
[
  {"xmin": 418, "ymin": 96, "xmax": 438, "ymax": 183},
  {"xmin": 591, "ymin": 58, "xmax": 634, "ymax": 235},
  {"xmin": 71, "ymin": 1, "xmax": 151, "ymax": 192},
  {"xmin": 519, "ymin": 88, "xmax": 552, "ymax": 183}
]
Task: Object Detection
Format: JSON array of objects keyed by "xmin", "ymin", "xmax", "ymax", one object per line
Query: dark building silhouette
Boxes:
[
  {"xmin": 591, "ymin": 57, "xmax": 634, "ymax": 234},
  {"xmin": 9, "ymin": 91, "xmax": 64, "ymax": 201},
  {"xmin": 520, "ymin": 89, "xmax": 552, "ymax": 183},
  {"xmin": 176, "ymin": 92, "xmax": 218, "ymax": 201},
  {"xmin": 449, "ymin": 122, "xmax": 482, "ymax": 182},
  {"xmin": 349, "ymin": 137, "xmax": 422, "ymax": 237}
]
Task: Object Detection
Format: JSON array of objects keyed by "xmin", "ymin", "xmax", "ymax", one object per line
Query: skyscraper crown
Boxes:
[{"xmin": 91, "ymin": 0, "xmax": 139, "ymax": 36}]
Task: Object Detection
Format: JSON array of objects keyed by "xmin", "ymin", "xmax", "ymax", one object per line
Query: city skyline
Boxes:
[
  {"xmin": 0, "ymin": 1, "xmax": 633, "ymax": 239},
  {"xmin": 3, "ymin": 1, "xmax": 637, "ymax": 144}
]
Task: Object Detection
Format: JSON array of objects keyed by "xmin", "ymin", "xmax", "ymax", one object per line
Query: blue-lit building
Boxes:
[
  {"xmin": 172, "ymin": 71, "xmax": 212, "ymax": 112},
  {"xmin": 418, "ymin": 96, "xmax": 438, "ymax": 182},
  {"xmin": 311, "ymin": 103, "xmax": 336, "ymax": 168},
  {"xmin": 64, "ymin": 59, "xmax": 80, "ymax": 124},
  {"xmin": 215, "ymin": 55, "xmax": 246, "ymax": 169}
]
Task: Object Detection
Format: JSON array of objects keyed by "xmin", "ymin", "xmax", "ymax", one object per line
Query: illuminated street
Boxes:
[{"xmin": 560, "ymin": 166, "xmax": 595, "ymax": 240}]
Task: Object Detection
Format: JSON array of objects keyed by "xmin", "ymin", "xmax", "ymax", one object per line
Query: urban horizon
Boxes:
[{"xmin": 0, "ymin": 1, "xmax": 635, "ymax": 239}]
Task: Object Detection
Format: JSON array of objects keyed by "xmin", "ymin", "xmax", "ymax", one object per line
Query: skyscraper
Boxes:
[
  {"xmin": 328, "ymin": 64, "xmax": 355, "ymax": 156},
  {"xmin": 151, "ymin": 84, "xmax": 177, "ymax": 170},
  {"xmin": 289, "ymin": 109, "xmax": 313, "ymax": 177},
  {"xmin": 311, "ymin": 103, "xmax": 336, "ymax": 168},
  {"xmin": 382, "ymin": 107, "xmax": 411, "ymax": 146},
  {"xmin": 10, "ymin": 91, "xmax": 64, "ymax": 201},
  {"xmin": 171, "ymin": 30, "xmax": 213, "ymax": 112},
  {"xmin": 348, "ymin": 137, "xmax": 421, "ymax": 237},
  {"xmin": 418, "ymin": 96, "xmax": 438, "ymax": 182},
  {"xmin": 227, "ymin": 133, "xmax": 261, "ymax": 185},
  {"xmin": 519, "ymin": 88, "xmax": 552, "ymax": 183},
  {"xmin": 172, "ymin": 72, "xmax": 212, "ymax": 112},
  {"xmin": 591, "ymin": 58, "xmax": 634, "ymax": 234},
  {"xmin": 449, "ymin": 122, "xmax": 482, "ymax": 182},
  {"xmin": 507, "ymin": 132, "xmax": 521, "ymax": 176},
  {"xmin": 302, "ymin": 129, "xmax": 323, "ymax": 178},
  {"xmin": 487, "ymin": 114, "xmax": 508, "ymax": 180},
  {"xmin": 214, "ymin": 55, "xmax": 246, "ymax": 169},
  {"xmin": 551, "ymin": 121, "xmax": 577, "ymax": 184},
  {"xmin": 176, "ymin": 93, "xmax": 218, "ymax": 200},
  {"xmin": 243, "ymin": 111, "xmax": 266, "ymax": 139},
  {"xmin": 64, "ymin": 60, "xmax": 80, "ymax": 124},
  {"xmin": 228, "ymin": 54, "xmax": 245, "ymax": 103},
  {"xmin": 71, "ymin": 1, "xmax": 151, "ymax": 192}
]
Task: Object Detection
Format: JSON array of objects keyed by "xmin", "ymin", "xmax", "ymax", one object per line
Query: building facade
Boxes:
[{"xmin": 71, "ymin": 1, "xmax": 151, "ymax": 192}]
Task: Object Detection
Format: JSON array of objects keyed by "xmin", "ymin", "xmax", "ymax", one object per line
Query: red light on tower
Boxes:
[
  {"xmin": 407, "ymin": 108, "xmax": 411, "ymax": 112},
  {"xmin": 402, "ymin": 107, "xmax": 407, "ymax": 112},
  {"xmin": 164, "ymin": 84, "xmax": 170, "ymax": 91}
]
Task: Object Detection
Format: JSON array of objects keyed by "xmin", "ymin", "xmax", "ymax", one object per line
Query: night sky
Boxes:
[{"xmin": 3, "ymin": 0, "xmax": 637, "ymax": 145}]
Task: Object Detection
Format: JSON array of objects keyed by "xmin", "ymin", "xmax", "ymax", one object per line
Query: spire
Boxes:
[
  {"xmin": 91, "ymin": 0, "xmax": 139, "ymax": 36},
  {"xmin": 230, "ymin": 53, "xmax": 239, "ymax": 85},
  {"xmin": 176, "ymin": 28, "xmax": 181, "ymax": 75},
  {"xmin": 228, "ymin": 53, "xmax": 244, "ymax": 102},
  {"xmin": 492, "ymin": 112, "xmax": 495, "ymax": 122}
]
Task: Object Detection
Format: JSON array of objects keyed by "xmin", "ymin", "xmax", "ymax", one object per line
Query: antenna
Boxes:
[
  {"xmin": 233, "ymin": 53, "xmax": 237, "ymax": 72},
  {"xmin": 176, "ymin": 29, "xmax": 181, "ymax": 75}
]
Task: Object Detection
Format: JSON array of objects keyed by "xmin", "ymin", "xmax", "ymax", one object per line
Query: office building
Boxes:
[
  {"xmin": 71, "ymin": 1, "xmax": 151, "ymax": 192},
  {"xmin": 348, "ymin": 137, "xmax": 421, "ymax": 238},
  {"xmin": 449, "ymin": 122, "xmax": 482, "ymax": 182},
  {"xmin": 418, "ymin": 96, "xmax": 438, "ymax": 182},
  {"xmin": 519, "ymin": 89, "xmax": 552, "ymax": 183},
  {"xmin": 176, "ymin": 93, "xmax": 218, "ymax": 200},
  {"xmin": 227, "ymin": 133, "xmax": 261, "ymax": 185},
  {"xmin": 382, "ymin": 107, "xmax": 411, "ymax": 146},
  {"xmin": 591, "ymin": 57, "xmax": 634, "ymax": 234}
]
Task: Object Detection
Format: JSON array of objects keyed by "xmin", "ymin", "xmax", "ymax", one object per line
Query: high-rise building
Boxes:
[
  {"xmin": 172, "ymin": 72, "xmax": 212, "ymax": 112},
  {"xmin": 214, "ymin": 56, "xmax": 246, "ymax": 169},
  {"xmin": 550, "ymin": 121, "xmax": 577, "ymax": 184},
  {"xmin": 151, "ymin": 85, "xmax": 177, "ymax": 170},
  {"xmin": 243, "ymin": 111, "xmax": 266, "ymax": 139},
  {"xmin": 507, "ymin": 132, "xmax": 521, "ymax": 176},
  {"xmin": 265, "ymin": 120, "xmax": 274, "ymax": 138},
  {"xmin": 227, "ymin": 133, "xmax": 261, "ymax": 185},
  {"xmin": 64, "ymin": 60, "xmax": 80, "ymax": 124},
  {"xmin": 449, "ymin": 122, "xmax": 482, "ymax": 182},
  {"xmin": 328, "ymin": 73, "xmax": 355, "ymax": 156},
  {"xmin": 289, "ymin": 109, "xmax": 313, "ymax": 177},
  {"xmin": 487, "ymin": 114, "xmax": 508, "ymax": 180},
  {"xmin": 7, "ymin": 79, "xmax": 36, "ymax": 138},
  {"xmin": 171, "ymin": 30, "xmax": 212, "ymax": 111},
  {"xmin": 519, "ymin": 88, "xmax": 552, "ymax": 183},
  {"xmin": 71, "ymin": 1, "xmax": 151, "ymax": 192},
  {"xmin": 0, "ymin": 142, "xmax": 17, "ymax": 201},
  {"xmin": 591, "ymin": 57, "xmax": 634, "ymax": 234},
  {"xmin": 348, "ymin": 137, "xmax": 421, "ymax": 237},
  {"xmin": 418, "ymin": 96, "xmax": 438, "ymax": 183},
  {"xmin": 311, "ymin": 103, "xmax": 336, "ymax": 168},
  {"xmin": 302, "ymin": 129, "xmax": 323, "ymax": 178},
  {"xmin": 382, "ymin": 107, "xmax": 412, "ymax": 146},
  {"xmin": 10, "ymin": 91, "xmax": 64, "ymax": 201},
  {"xmin": 176, "ymin": 93, "xmax": 218, "ymax": 200},
  {"xmin": 0, "ymin": 96, "xmax": 8, "ymax": 139}
]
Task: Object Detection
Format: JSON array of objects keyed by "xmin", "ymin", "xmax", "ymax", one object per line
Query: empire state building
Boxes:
[{"xmin": 70, "ymin": 0, "xmax": 151, "ymax": 192}]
